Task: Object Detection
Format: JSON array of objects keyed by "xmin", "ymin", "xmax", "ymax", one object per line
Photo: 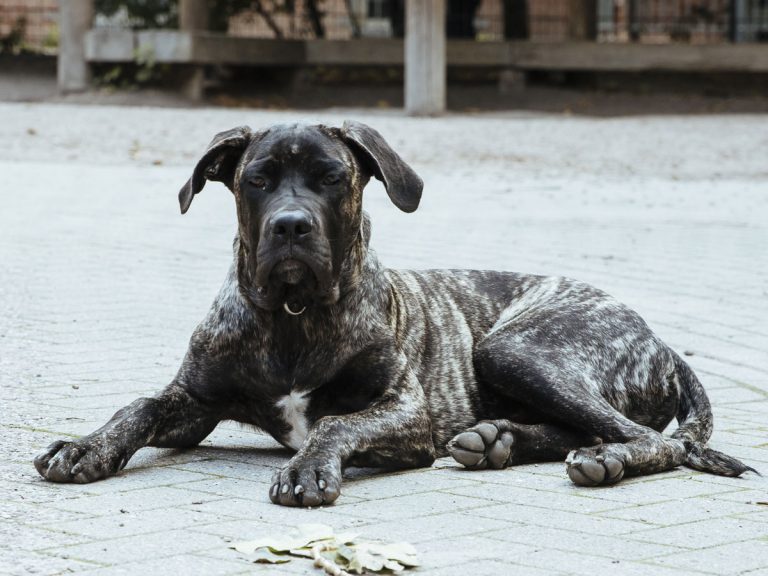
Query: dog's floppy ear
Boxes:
[
  {"xmin": 340, "ymin": 120, "xmax": 423, "ymax": 213},
  {"xmin": 178, "ymin": 126, "xmax": 252, "ymax": 214}
]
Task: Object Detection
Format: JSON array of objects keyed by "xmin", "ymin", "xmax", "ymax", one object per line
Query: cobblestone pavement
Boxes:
[{"xmin": 1, "ymin": 103, "xmax": 767, "ymax": 575}]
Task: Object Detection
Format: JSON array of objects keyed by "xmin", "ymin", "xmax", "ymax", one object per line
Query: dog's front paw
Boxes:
[
  {"xmin": 269, "ymin": 454, "xmax": 341, "ymax": 507},
  {"xmin": 566, "ymin": 446, "xmax": 625, "ymax": 487},
  {"xmin": 34, "ymin": 437, "xmax": 128, "ymax": 484}
]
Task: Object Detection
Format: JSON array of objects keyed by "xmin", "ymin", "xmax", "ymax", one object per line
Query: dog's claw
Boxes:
[{"xmin": 270, "ymin": 457, "xmax": 342, "ymax": 507}]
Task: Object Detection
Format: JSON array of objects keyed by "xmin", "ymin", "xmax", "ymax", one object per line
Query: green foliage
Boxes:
[
  {"xmin": 95, "ymin": 0, "xmax": 178, "ymax": 29},
  {"xmin": 207, "ymin": 0, "xmax": 253, "ymax": 32},
  {"xmin": 94, "ymin": 45, "xmax": 165, "ymax": 89},
  {"xmin": 93, "ymin": 0, "xmax": 257, "ymax": 32},
  {"xmin": 0, "ymin": 16, "xmax": 27, "ymax": 54}
]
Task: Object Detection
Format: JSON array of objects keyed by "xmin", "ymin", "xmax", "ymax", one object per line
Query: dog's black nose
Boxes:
[{"xmin": 271, "ymin": 210, "xmax": 313, "ymax": 239}]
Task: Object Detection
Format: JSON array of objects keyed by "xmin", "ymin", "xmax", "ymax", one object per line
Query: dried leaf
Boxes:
[
  {"xmin": 289, "ymin": 548, "xmax": 314, "ymax": 558},
  {"xmin": 230, "ymin": 524, "xmax": 420, "ymax": 574},
  {"xmin": 364, "ymin": 542, "xmax": 420, "ymax": 567},
  {"xmin": 384, "ymin": 559, "xmax": 405, "ymax": 572},
  {"xmin": 336, "ymin": 544, "xmax": 356, "ymax": 562},
  {"xmin": 346, "ymin": 546, "xmax": 386, "ymax": 573},
  {"xmin": 232, "ymin": 536, "xmax": 306, "ymax": 554},
  {"xmin": 251, "ymin": 549, "xmax": 291, "ymax": 564}
]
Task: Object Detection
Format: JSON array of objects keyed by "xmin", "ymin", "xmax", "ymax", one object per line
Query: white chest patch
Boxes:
[{"xmin": 275, "ymin": 391, "xmax": 310, "ymax": 450}]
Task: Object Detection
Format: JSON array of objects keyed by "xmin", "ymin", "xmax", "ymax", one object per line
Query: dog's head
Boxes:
[{"xmin": 179, "ymin": 121, "xmax": 422, "ymax": 312}]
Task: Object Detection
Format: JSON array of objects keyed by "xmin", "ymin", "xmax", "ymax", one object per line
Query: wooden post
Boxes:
[
  {"xmin": 179, "ymin": 0, "xmax": 210, "ymax": 31},
  {"xmin": 504, "ymin": 0, "xmax": 529, "ymax": 40},
  {"xmin": 729, "ymin": 0, "xmax": 746, "ymax": 42},
  {"xmin": 568, "ymin": 0, "xmax": 597, "ymax": 40},
  {"xmin": 628, "ymin": 0, "xmax": 639, "ymax": 42},
  {"xmin": 178, "ymin": 0, "xmax": 209, "ymax": 100},
  {"xmin": 58, "ymin": 0, "xmax": 94, "ymax": 93},
  {"xmin": 405, "ymin": 0, "xmax": 446, "ymax": 116}
]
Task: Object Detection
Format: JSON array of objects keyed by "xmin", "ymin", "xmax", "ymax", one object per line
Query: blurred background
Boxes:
[{"xmin": 1, "ymin": 0, "xmax": 767, "ymax": 113}]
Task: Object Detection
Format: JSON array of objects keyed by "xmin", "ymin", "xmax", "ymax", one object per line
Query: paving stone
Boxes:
[
  {"xmin": 52, "ymin": 506, "xmax": 229, "ymax": 540},
  {"xmin": 49, "ymin": 528, "xmax": 226, "ymax": 566},
  {"xmin": 49, "ymin": 485, "xmax": 228, "ymax": 516},
  {"xmin": 512, "ymin": 547, "xmax": 708, "ymax": 576},
  {"xmin": 77, "ymin": 554, "xmax": 248, "ymax": 575},
  {"xmin": 0, "ymin": 550, "xmax": 103, "ymax": 576},
  {"xmin": 472, "ymin": 502, "xmax": 651, "ymax": 536},
  {"xmin": 626, "ymin": 516, "xmax": 764, "ymax": 549},
  {"xmin": 415, "ymin": 534, "xmax": 539, "ymax": 570},
  {"xmin": 416, "ymin": 558, "xmax": 558, "ymax": 576},
  {"xmin": 321, "ymin": 491, "xmax": 494, "ymax": 522},
  {"xmin": 343, "ymin": 510, "xmax": 516, "ymax": 544},
  {"xmin": 650, "ymin": 539, "xmax": 768, "ymax": 574},
  {"xmin": 443, "ymin": 482, "xmax": 622, "ymax": 514},
  {"xmin": 2, "ymin": 104, "xmax": 766, "ymax": 575},
  {"xmin": 596, "ymin": 495, "xmax": 762, "ymax": 525},
  {"xmin": 485, "ymin": 524, "xmax": 683, "ymax": 560}
]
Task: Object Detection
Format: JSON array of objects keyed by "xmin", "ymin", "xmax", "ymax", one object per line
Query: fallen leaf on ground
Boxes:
[{"xmin": 230, "ymin": 523, "xmax": 419, "ymax": 574}]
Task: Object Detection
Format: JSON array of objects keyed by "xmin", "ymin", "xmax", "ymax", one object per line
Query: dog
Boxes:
[{"xmin": 34, "ymin": 121, "xmax": 755, "ymax": 506}]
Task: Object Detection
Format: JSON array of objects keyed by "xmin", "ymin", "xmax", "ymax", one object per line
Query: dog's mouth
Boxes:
[
  {"xmin": 272, "ymin": 259, "xmax": 311, "ymax": 286},
  {"xmin": 248, "ymin": 248, "xmax": 339, "ymax": 312}
]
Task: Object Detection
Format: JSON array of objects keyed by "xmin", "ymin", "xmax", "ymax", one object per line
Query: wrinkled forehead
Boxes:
[{"xmin": 242, "ymin": 124, "xmax": 353, "ymax": 169}]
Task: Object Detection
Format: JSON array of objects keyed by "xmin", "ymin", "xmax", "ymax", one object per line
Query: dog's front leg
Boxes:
[
  {"xmin": 270, "ymin": 364, "xmax": 435, "ymax": 507},
  {"xmin": 34, "ymin": 383, "xmax": 218, "ymax": 483}
]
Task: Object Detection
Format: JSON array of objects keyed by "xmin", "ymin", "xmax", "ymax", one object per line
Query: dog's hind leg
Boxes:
[
  {"xmin": 447, "ymin": 420, "xmax": 600, "ymax": 470},
  {"xmin": 456, "ymin": 332, "xmax": 689, "ymax": 485}
]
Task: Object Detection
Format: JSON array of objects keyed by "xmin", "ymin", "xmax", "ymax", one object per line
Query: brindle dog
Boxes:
[{"xmin": 34, "ymin": 121, "xmax": 755, "ymax": 506}]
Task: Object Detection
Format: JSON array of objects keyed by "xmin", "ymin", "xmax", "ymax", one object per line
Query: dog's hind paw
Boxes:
[
  {"xmin": 566, "ymin": 446, "xmax": 625, "ymax": 487},
  {"xmin": 447, "ymin": 421, "xmax": 515, "ymax": 470}
]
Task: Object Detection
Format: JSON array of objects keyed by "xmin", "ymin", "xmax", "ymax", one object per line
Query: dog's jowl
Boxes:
[{"xmin": 34, "ymin": 121, "xmax": 755, "ymax": 506}]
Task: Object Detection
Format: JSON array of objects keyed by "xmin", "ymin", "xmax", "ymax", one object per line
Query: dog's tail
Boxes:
[{"xmin": 671, "ymin": 351, "xmax": 757, "ymax": 477}]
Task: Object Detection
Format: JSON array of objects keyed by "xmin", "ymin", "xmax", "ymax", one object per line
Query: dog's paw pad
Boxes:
[
  {"xmin": 566, "ymin": 448, "xmax": 625, "ymax": 487},
  {"xmin": 447, "ymin": 422, "xmax": 514, "ymax": 470}
]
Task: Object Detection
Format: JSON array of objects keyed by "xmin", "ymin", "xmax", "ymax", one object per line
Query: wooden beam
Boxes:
[
  {"xmin": 83, "ymin": 33, "xmax": 768, "ymax": 73},
  {"xmin": 405, "ymin": 0, "xmax": 446, "ymax": 116},
  {"xmin": 58, "ymin": 0, "xmax": 94, "ymax": 92}
]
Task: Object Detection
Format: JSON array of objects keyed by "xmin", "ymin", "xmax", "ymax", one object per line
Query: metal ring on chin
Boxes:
[{"xmin": 283, "ymin": 302, "xmax": 306, "ymax": 316}]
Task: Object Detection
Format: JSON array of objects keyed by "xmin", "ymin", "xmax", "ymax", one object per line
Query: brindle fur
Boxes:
[{"xmin": 34, "ymin": 121, "xmax": 755, "ymax": 505}]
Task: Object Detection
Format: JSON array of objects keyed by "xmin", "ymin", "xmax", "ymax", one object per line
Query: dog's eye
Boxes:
[
  {"xmin": 249, "ymin": 177, "xmax": 267, "ymax": 189},
  {"xmin": 322, "ymin": 174, "xmax": 340, "ymax": 186}
]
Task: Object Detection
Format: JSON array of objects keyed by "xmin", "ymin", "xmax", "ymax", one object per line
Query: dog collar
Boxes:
[{"xmin": 283, "ymin": 302, "xmax": 307, "ymax": 316}]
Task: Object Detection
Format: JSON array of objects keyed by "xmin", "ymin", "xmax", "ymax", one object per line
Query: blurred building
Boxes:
[
  {"xmin": 0, "ymin": 0, "xmax": 58, "ymax": 53},
  {"xmin": 4, "ymin": 0, "xmax": 767, "ymax": 52}
]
